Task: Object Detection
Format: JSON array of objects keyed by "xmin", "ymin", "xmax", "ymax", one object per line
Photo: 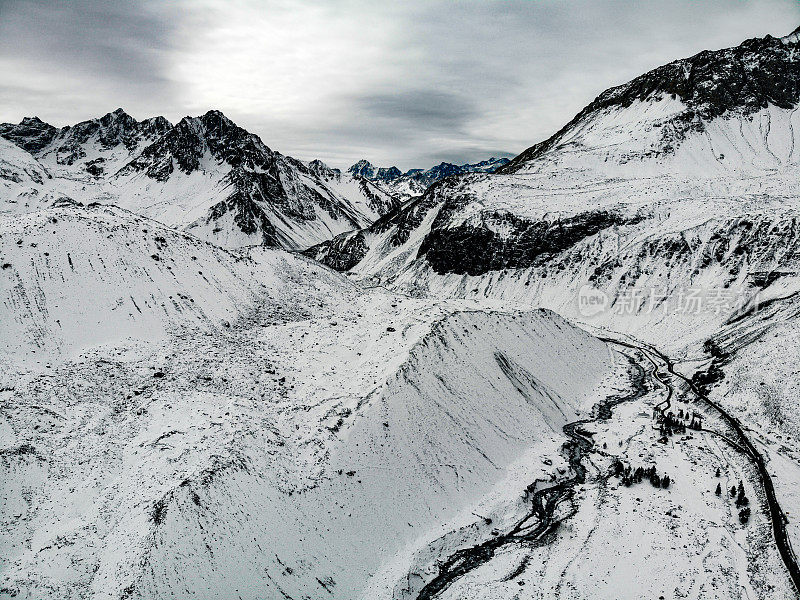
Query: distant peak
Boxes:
[
  {"xmin": 347, "ymin": 159, "xmax": 375, "ymax": 178},
  {"xmin": 101, "ymin": 108, "xmax": 133, "ymax": 121},
  {"xmin": 308, "ymin": 159, "xmax": 340, "ymax": 181},
  {"xmin": 143, "ymin": 115, "xmax": 172, "ymax": 126},
  {"xmin": 176, "ymin": 110, "xmax": 237, "ymax": 134},
  {"xmin": 201, "ymin": 109, "xmax": 231, "ymax": 121}
]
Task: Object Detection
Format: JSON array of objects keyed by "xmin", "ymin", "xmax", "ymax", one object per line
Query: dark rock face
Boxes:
[
  {"xmin": 502, "ymin": 33, "xmax": 800, "ymax": 171},
  {"xmin": 347, "ymin": 160, "xmax": 378, "ymax": 179},
  {"xmin": 308, "ymin": 159, "xmax": 341, "ymax": 182},
  {"xmin": 206, "ymin": 190, "xmax": 281, "ymax": 247},
  {"xmin": 357, "ymin": 178, "xmax": 400, "ymax": 216},
  {"xmin": 119, "ymin": 110, "xmax": 265, "ymax": 179},
  {"xmin": 0, "ymin": 109, "xmax": 174, "ymax": 168},
  {"xmin": 375, "ymin": 166, "xmax": 402, "ymax": 180},
  {"xmin": 85, "ymin": 158, "xmax": 106, "ymax": 177},
  {"xmin": 0, "ymin": 117, "xmax": 58, "ymax": 153},
  {"xmin": 418, "ymin": 205, "xmax": 627, "ymax": 277},
  {"xmin": 303, "ymin": 231, "xmax": 369, "ymax": 271}
]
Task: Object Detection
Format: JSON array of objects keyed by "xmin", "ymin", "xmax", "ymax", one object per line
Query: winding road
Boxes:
[
  {"xmin": 414, "ymin": 334, "xmax": 800, "ymax": 599},
  {"xmin": 600, "ymin": 335, "xmax": 800, "ymax": 597}
]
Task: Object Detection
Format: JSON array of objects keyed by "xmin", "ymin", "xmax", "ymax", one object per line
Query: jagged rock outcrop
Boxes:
[{"xmin": 0, "ymin": 117, "xmax": 59, "ymax": 154}]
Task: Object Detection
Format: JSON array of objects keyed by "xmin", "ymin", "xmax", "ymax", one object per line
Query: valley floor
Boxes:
[
  {"xmin": 393, "ymin": 338, "xmax": 797, "ymax": 599},
  {"xmin": 1, "ymin": 206, "xmax": 799, "ymax": 598}
]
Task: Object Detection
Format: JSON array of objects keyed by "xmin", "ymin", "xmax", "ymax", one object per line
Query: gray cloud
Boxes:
[
  {"xmin": 0, "ymin": 0, "xmax": 181, "ymax": 123},
  {"xmin": 0, "ymin": 0, "xmax": 172, "ymax": 79},
  {"xmin": 357, "ymin": 90, "xmax": 479, "ymax": 132},
  {"xmin": 1, "ymin": 0, "xmax": 799, "ymax": 170}
]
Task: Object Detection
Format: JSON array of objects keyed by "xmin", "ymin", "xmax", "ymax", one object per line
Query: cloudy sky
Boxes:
[{"xmin": 1, "ymin": 0, "xmax": 798, "ymax": 170}]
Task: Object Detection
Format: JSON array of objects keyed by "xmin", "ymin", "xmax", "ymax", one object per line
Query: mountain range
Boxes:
[
  {"xmin": 346, "ymin": 156, "xmax": 510, "ymax": 199},
  {"xmin": 0, "ymin": 110, "xmax": 507, "ymax": 251},
  {"xmin": 3, "ymin": 24, "xmax": 800, "ymax": 600}
]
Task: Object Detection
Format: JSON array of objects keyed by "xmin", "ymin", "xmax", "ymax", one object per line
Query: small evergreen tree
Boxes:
[
  {"xmin": 736, "ymin": 485, "xmax": 748, "ymax": 508},
  {"xmin": 715, "ymin": 483, "xmax": 722, "ymax": 496},
  {"xmin": 739, "ymin": 507, "xmax": 751, "ymax": 524}
]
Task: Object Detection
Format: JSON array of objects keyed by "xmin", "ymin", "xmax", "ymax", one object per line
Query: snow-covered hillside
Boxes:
[
  {"xmin": 0, "ymin": 201, "xmax": 359, "ymax": 367},
  {"xmin": 0, "ymin": 209, "xmax": 616, "ymax": 598},
  {"xmin": 0, "ymin": 110, "xmax": 400, "ymax": 250},
  {"xmin": 311, "ymin": 31, "xmax": 800, "ymax": 350}
]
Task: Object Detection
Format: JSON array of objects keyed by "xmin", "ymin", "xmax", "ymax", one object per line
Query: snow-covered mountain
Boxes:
[
  {"xmin": 347, "ymin": 157, "xmax": 510, "ymax": 200},
  {"xmin": 6, "ymin": 22, "xmax": 800, "ymax": 600},
  {"xmin": 0, "ymin": 109, "xmax": 400, "ymax": 250},
  {"xmin": 499, "ymin": 31, "xmax": 800, "ymax": 178},
  {"xmin": 301, "ymin": 32, "xmax": 800, "ymax": 595},
  {"xmin": 310, "ymin": 29, "xmax": 800, "ymax": 346}
]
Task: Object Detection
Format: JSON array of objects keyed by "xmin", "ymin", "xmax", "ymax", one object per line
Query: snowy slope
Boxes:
[
  {"xmin": 0, "ymin": 244, "xmax": 615, "ymax": 599},
  {"xmin": 0, "ymin": 201, "xmax": 358, "ymax": 366},
  {"xmin": 0, "ymin": 137, "xmax": 51, "ymax": 215},
  {"xmin": 0, "ymin": 179, "xmax": 621, "ymax": 600}
]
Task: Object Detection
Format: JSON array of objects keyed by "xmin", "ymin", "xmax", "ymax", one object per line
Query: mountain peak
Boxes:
[
  {"xmin": 308, "ymin": 159, "xmax": 341, "ymax": 181},
  {"xmin": 781, "ymin": 25, "xmax": 800, "ymax": 44},
  {"xmin": 502, "ymin": 30, "xmax": 800, "ymax": 173},
  {"xmin": 347, "ymin": 159, "xmax": 375, "ymax": 178},
  {"xmin": 0, "ymin": 115, "xmax": 59, "ymax": 153},
  {"xmin": 201, "ymin": 109, "xmax": 233, "ymax": 124},
  {"xmin": 375, "ymin": 166, "xmax": 402, "ymax": 180}
]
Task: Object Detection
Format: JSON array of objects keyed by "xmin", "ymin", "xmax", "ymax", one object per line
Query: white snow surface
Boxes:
[{"xmin": 0, "ymin": 201, "xmax": 618, "ymax": 599}]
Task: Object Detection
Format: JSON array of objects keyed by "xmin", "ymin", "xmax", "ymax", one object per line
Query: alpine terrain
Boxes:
[
  {"xmin": 2, "ymin": 20, "xmax": 800, "ymax": 600},
  {"xmin": 0, "ymin": 110, "xmax": 400, "ymax": 250}
]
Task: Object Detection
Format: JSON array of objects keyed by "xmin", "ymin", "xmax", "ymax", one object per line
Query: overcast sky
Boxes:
[{"xmin": 1, "ymin": 0, "xmax": 798, "ymax": 170}]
